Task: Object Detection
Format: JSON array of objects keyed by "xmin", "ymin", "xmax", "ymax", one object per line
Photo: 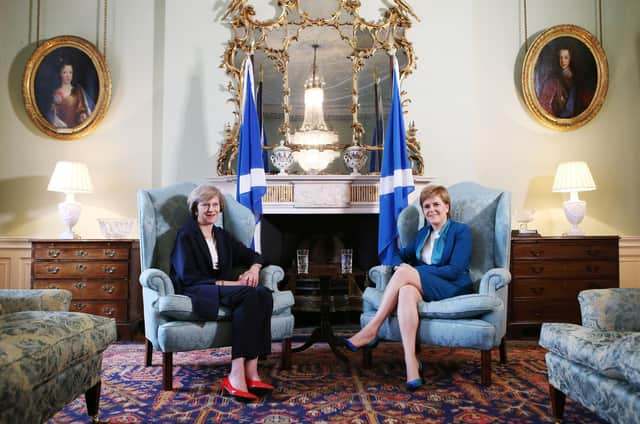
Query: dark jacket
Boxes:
[{"xmin": 170, "ymin": 218, "xmax": 263, "ymax": 320}]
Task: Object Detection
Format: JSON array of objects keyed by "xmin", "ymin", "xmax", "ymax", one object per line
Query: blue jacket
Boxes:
[{"xmin": 391, "ymin": 220, "xmax": 472, "ymax": 297}]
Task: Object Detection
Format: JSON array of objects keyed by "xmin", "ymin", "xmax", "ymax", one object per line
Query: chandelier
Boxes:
[{"xmin": 290, "ymin": 44, "xmax": 339, "ymax": 174}]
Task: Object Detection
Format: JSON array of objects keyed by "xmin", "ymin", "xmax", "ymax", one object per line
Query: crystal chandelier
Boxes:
[{"xmin": 291, "ymin": 44, "xmax": 339, "ymax": 173}]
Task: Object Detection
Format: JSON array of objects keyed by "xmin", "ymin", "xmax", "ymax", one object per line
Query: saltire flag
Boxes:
[
  {"xmin": 236, "ymin": 56, "xmax": 267, "ymax": 231},
  {"xmin": 368, "ymin": 74, "xmax": 384, "ymax": 173},
  {"xmin": 256, "ymin": 74, "xmax": 270, "ymax": 172},
  {"xmin": 378, "ymin": 54, "xmax": 415, "ymax": 265}
]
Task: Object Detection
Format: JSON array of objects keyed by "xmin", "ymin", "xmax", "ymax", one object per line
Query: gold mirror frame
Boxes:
[
  {"xmin": 22, "ymin": 35, "xmax": 111, "ymax": 140},
  {"xmin": 522, "ymin": 25, "xmax": 608, "ymax": 131},
  {"xmin": 218, "ymin": 0, "xmax": 423, "ymax": 175}
]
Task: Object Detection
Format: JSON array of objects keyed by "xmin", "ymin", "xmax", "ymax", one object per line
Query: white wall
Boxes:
[
  {"xmin": 1, "ymin": 0, "xmax": 639, "ymax": 238},
  {"xmin": 0, "ymin": 0, "xmax": 155, "ymax": 238}
]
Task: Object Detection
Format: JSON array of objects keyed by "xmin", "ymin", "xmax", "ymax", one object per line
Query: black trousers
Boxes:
[{"xmin": 219, "ymin": 285, "xmax": 273, "ymax": 360}]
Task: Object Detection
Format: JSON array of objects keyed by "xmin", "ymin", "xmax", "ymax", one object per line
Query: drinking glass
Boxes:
[
  {"xmin": 340, "ymin": 249, "xmax": 353, "ymax": 274},
  {"xmin": 296, "ymin": 249, "xmax": 309, "ymax": 274}
]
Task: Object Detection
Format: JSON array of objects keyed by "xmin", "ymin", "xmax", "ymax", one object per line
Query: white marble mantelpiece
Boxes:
[{"xmin": 207, "ymin": 174, "xmax": 435, "ymax": 214}]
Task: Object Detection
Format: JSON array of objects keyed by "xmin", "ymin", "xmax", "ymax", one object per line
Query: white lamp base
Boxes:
[
  {"xmin": 58, "ymin": 201, "xmax": 82, "ymax": 239},
  {"xmin": 562, "ymin": 199, "xmax": 586, "ymax": 236}
]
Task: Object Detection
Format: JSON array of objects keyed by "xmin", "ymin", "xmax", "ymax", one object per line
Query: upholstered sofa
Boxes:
[
  {"xmin": 0, "ymin": 289, "xmax": 117, "ymax": 423},
  {"xmin": 539, "ymin": 288, "xmax": 640, "ymax": 423}
]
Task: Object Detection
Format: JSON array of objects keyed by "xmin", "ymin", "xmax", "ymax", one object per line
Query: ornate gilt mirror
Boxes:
[{"xmin": 218, "ymin": 0, "xmax": 423, "ymax": 176}]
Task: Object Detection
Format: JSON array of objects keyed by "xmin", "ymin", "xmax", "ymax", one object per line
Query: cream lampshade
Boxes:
[
  {"xmin": 552, "ymin": 161, "xmax": 596, "ymax": 236},
  {"xmin": 47, "ymin": 161, "xmax": 93, "ymax": 239}
]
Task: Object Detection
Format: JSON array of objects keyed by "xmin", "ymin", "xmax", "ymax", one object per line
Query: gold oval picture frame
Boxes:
[
  {"xmin": 522, "ymin": 24, "xmax": 608, "ymax": 131},
  {"xmin": 22, "ymin": 35, "xmax": 111, "ymax": 140}
]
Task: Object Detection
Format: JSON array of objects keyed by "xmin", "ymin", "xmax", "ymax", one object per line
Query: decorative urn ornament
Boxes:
[
  {"xmin": 270, "ymin": 140, "xmax": 294, "ymax": 175},
  {"xmin": 343, "ymin": 145, "xmax": 368, "ymax": 175}
]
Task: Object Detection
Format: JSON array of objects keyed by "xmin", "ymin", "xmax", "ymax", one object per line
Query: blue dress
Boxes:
[{"xmin": 391, "ymin": 220, "xmax": 473, "ymax": 301}]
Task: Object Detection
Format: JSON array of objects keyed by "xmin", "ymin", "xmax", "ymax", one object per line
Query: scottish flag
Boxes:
[
  {"xmin": 236, "ymin": 56, "xmax": 267, "ymax": 226},
  {"xmin": 378, "ymin": 54, "xmax": 415, "ymax": 265}
]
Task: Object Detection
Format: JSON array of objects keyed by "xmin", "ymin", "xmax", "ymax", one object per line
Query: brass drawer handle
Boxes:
[
  {"xmin": 73, "ymin": 264, "xmax": 88, "ymax": 272},
  {"xmin": 104, "ymin": 249, "xmax": 116, "ymax": 257},
  {"xmin": 74, "ymin": 282, "xmax": 87, "ymax": 289},
  {"xmin": 102, "ymin": 284, "xmax": 115, "ymax": 294},
  {"xmin": 586, "ymin": 249, "xmax": 601, "ymax": 257},
  {"xmin": 529, "ymin": 250, "xmax": 543, "ymax": 257},
  {"xmin": 530, "ymin": 287, "xmax": 544, "ymax": 295},
  {"xmin": 47, "ymin": 249, "xmax": 61, "ymax": 258},
  {"xmin": 47, "ymin": 284, "xmax": 59, "ymax": 289},
  {"xmin": 586, "ymin": 265, "xmax": 601, "ymax": 273},
  {"xmin": 102, "ymin": 307, "xmax": 115, "ymax": 316},
  {"xmin": 530, "ymin": 266, "xmax": 544, "ymax": 274},
  {"xmin": 73, "ymin": 303, "xmax": 86, "ymax": 311},
  {"xmin": 102, "ymin": 265, "xmax": 117, "ymax": 274},
  {"xmin": 76, "ymin": 249, "xmax": 89, "ymax": 257},
  {"xmin": 46, "ymin": 266, "xmax": 60, "ymax": 274}
]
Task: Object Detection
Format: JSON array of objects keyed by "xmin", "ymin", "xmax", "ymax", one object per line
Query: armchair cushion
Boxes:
[
  {"xmin": 602, "ymin": 333, "xmax": 640, "ymax": 388},
  {"xmin": 540, "ymin": 322, "xmax": 632, "ymax": 379},
  {"xmin": 420, "ymin": 294, "xmax": 502, "ymax": 319},
  {"xmin": 158, "ymin": 295, "xmax": 231, "ymax": 321},
  {"xmin": 159, "ymin": 290, "xmax": 295, "ymax": 321},
  {"xmin": 364, "ymin": 288, "xmax": 501, "ymax": 319}
]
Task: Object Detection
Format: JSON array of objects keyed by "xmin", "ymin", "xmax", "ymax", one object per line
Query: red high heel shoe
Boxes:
[
  {"xmin": 246, "ymin": 379, "xmax": 274, "ymax": 392},
  {"xmin": 221, "ymin": 376, "xmax": 258, "ymax": 401}
]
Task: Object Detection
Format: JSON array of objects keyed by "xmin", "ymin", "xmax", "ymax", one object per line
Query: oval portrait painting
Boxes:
[
  {"xmin": 23, "ymin": 36, "xmax": 111, "ymax": 140},
  {"xmin": 522, "ymin": 25, "xmax": 608, "ymax": 131}
]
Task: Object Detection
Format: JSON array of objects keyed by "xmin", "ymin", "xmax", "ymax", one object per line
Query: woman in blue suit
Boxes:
[{"xmin": 344, "ymin": 185, "xmax": 472, "ymax": 390}]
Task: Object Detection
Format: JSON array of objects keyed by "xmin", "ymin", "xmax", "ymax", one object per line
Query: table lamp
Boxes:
[
  {"xmin": 47, "ymin": 161, "xmax": 93, "ymax": 239},
  {"xmin": 552, "ymin": 161, "xmax": 596, "ymax": 236}
]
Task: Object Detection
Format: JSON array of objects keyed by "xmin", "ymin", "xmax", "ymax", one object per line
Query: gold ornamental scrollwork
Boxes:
[{"xmin": 218, "ymin": 0, "xmax": 423, "ymax": 175}]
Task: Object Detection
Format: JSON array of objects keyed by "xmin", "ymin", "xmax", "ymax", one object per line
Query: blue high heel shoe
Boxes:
[
  {"xmin": 406, "ymin": 359, "xmax": 425, "ymax": 392},
  {"xmin": 341, "ymin": 337, "xmax": 379, "ymax": 352}
]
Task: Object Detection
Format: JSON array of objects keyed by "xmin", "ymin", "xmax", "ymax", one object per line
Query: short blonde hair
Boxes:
[
  {"xmin": 187, "ymin": 185, "xmax": 225, "ymax": 218},
  {"xmin": 419, "ymin": 184, "xmax": 451, "ymax": 218}
]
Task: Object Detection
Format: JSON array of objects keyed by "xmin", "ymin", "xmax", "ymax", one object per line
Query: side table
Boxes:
[{"xmin": 292, "ymin": 275, "xmax": 349, "ymax": 362}]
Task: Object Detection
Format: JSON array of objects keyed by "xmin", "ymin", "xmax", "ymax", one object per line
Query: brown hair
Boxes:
[
  {"xmin": 419, "ymin": 184, "xmax": 451, "ymax": 218},
  {"xmin": 187, "ymin": 185, "xmax": 225, "ymax": 218}
]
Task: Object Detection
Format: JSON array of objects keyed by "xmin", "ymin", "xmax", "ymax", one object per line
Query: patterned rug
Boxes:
[{"xmin": 49, "ymin": 340, "xmax": 607, "ymax": 423}]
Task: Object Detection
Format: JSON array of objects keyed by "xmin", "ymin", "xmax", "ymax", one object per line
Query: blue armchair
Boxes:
[
  {"xmin": 361, "ymin": 182, "xmax": 511, "ymax": 385},
  {"xmin": 540, "ymin": 288, "xmax": 640, "ymax": 423},
  {"xmin": 138, "ymin": 182, "xmax": 295, "ymax": 390}
]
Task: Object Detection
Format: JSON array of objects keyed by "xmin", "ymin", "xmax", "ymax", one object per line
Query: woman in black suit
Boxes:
[{"xmin": 170, "ymin": 184, "xmax": 273, "ymax": 401}]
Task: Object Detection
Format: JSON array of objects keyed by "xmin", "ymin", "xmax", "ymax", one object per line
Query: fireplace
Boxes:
[{"xmin": 260, "ymin": 213, "xmax": 379, "ymax": 274}]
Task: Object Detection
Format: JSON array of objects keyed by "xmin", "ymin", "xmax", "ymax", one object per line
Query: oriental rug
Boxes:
[{"xmin": 49, "ymin": 340, "xmax": 606, "ymax": 423}]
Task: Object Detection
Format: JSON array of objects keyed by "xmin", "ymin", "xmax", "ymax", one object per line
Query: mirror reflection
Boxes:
[{"xmin": 219, "ymin": 1, "xmax": 422, "ymax": 176}]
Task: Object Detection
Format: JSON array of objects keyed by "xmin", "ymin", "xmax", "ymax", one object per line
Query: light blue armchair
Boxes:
[
  {"xmin": 138, "ymin": 182, "xmax": 295, "ymax": 390},
  {"xmin": 540, "ymin": 288, "xmax": 640, "ymax": 423},
  {"xmin": 361, "ymin": 182, "xmax": 511, "ymax": 385}
]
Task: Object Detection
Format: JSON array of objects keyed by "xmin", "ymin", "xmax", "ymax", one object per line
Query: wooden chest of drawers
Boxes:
[
  {"xmin": 31, "ymin": 239, "xmax": 142, "ymax": 340},
  {"xmin": 508, "ymin": 236, "xmax": 619, "ymax": 339}
]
